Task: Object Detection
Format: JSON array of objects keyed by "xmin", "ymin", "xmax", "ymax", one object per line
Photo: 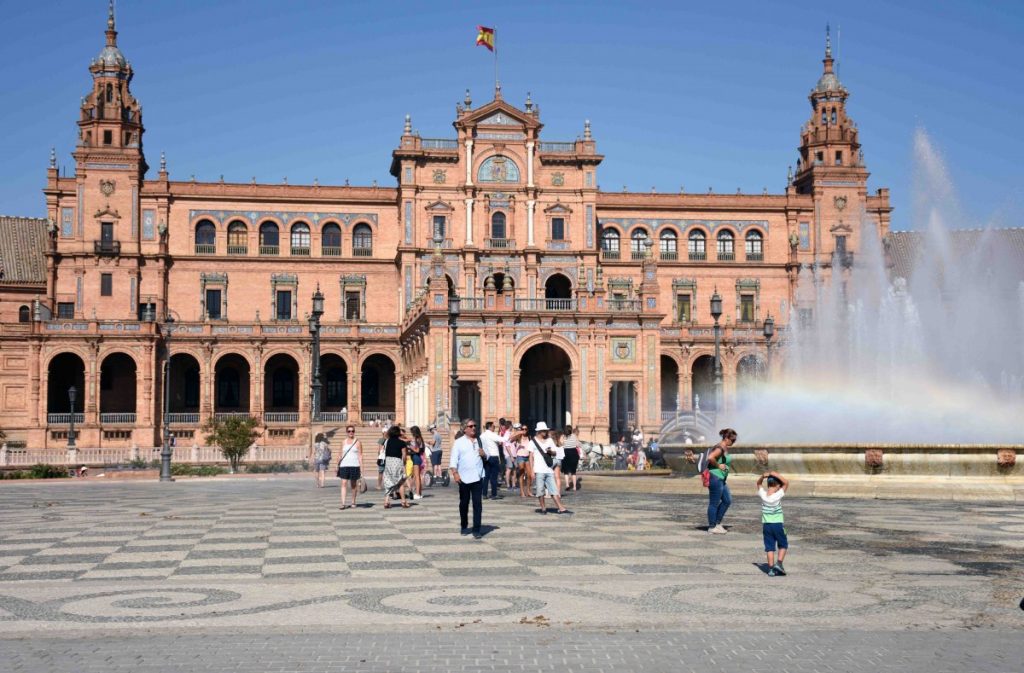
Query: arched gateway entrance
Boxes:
[{"xmin": 519, "ymin": 343, "xmax": 572, "ymax": 431}]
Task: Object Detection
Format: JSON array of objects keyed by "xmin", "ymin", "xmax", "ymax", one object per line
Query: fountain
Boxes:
[{"xmin": 662, "ymin": 131, "xmax": 1024, "ymax": 479}]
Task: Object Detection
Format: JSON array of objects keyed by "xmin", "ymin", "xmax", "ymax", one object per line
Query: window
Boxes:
[
  {"xmin": 717, "ymin": 231, "xmax": 735, "ymax": 260},
  {"xmin": 551, "ymin": 217, "xmax": 565, "ymax": 241},
  {"xmin": 815, "ymin": 151, "xmax": 824, "ymax": 165},
  {"xmin": 352, "ymin": 223, "xmax": 372, "ymax": 254},
  {"xmin": 322, "ymin": 223, "xmax": 341, "ymax": 254},
  {"xmin": 745, "ymin": 231, "xmax": 764, "ymax": 260},
  {"xmin": 821, "ymin": 109, "xmax": 826, "ymax": 124},
  {"xmin": 345, "ymin": 291, "xmax": 361, "ymax": 320},
  {"xmin": 835, "ymin": 151, "xmax": 843, "ymax": 165},
  {"xmin": 195, "ymin": 220, "xmax": 216, "ymax": 253},
  {"xmin": 100, "ymin": 273, "xmax": 112, "ymax": 296},
  {"xmin": 205, "ymin": 289, "xmax": 222, "ymax": 320},
  {"xmin": 290, "ymin": 223, "xmax": 310, "ymax": 254},
  {"xmin": 659, "ymin": 230, "xmax": 678, "ymax": 259},
  {"xmin": 432, "ymin": 215, "xmax": 446, "ymax": 241},
  {"xmin": 835, "ymin": 235, "xmax": 847, "ymax": 257},
  {"xmin": 103, "ymin": 130, "xmax": 112, "ymax": 145},
  {"xmin": 275, "ymin": 290, "xmax": 292, "ymax": 320},
  {"xmin": 18, "ymin": 305, "xmax": 30, "ymax": 322},
  {"xmin": 491, "ymin": 212, "xmax": 506, "ymax": 240},
  {"xmin": 630, "ymin": 230, "xmax": 649, "ymax": 258},
  {"xmin": 259, "ymin": 222, "xmax": 280, "ymax": 253},
  {"xmin": 57, "ymin": 302, "xmax": 75, "ymax": 319},
  {"xmin": 688, "ymin": 230, "xmax": 706, "ymax": 259},
  {"xmin": 227, "ymin": 221, "xmax": 247, "ymax": 253},
  {"xmin": 101, "ymin": 222, "xmax": 114, "ymax": 243},
  {"xmin": 601, "ymin": 230, "xmax": 620, "ymax": 256},
  {"xmin": 676, "ymin": 294, "xmax": 691, "ymax": 323},
  {"xmin": 831, "ymin": 109, "xmax": 837, "ymax": 124},
  {"xmin": 740, "ymin": 294, "xmax": 755, "ymax": 323},
  {"xmin": 105, "ymin": 83, "xmax": 113, "ymax": 103}
]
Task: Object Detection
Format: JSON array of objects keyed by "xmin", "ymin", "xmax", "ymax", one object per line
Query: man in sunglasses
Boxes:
[{"xmin": 450, "ymin": 418, "xmax": 487, "ymax": 539}]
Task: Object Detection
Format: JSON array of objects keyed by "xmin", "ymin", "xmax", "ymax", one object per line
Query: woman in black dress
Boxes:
[{"xmin": 381, "ymin": 425, "xmax": 409, "ymax": 509}]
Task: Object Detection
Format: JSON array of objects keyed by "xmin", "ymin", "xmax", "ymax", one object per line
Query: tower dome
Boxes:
[{"xmin": 92, "ymin": 1, "xmax": 128, "ymax": 70}]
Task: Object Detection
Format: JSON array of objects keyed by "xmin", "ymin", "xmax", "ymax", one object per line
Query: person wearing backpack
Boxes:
[
  {"xmin": 530, "ymin": 422, "xmax": 569, "ymax": 515},
  {"xmin": 706, "ymin": 428, "xmax": 737, "ymax": 534},
  {"xmin": 313, "ymin": 434, "xmax": 331, "ymax": 488}
]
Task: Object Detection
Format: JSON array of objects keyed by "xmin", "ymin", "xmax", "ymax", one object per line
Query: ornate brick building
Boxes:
[{"xmin": 1, "ymin": 11, "xmax": 892, "ymax": 449}]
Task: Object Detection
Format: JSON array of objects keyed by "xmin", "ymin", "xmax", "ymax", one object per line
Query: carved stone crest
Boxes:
[
  {"xmin": 834, "ymin": 195, "xmax": 847, "ymax": 211},
  {"xmin": 432, "ymin": 169, "xmax": 447, "ymax": 184},
  {"xmin": 100, "ymin": 179, "xmax": 116, "ymax": 197},
  {"xmin": 551, "ymin": 172, "xmax": 565, "ymax": 187},
  {"xmin": 459, "ymin": 339, "xmax": 474, "ymax": 358}
]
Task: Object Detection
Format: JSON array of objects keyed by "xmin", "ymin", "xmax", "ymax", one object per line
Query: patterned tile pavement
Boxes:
[{"xmin": 0, "ymin": 477, "xmax": 1021, "ymax": 672}]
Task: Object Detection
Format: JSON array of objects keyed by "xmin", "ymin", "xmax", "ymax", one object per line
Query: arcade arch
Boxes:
[{"xmin": 519, "ymin": 343, "xmax": 572, "ymax": 431}]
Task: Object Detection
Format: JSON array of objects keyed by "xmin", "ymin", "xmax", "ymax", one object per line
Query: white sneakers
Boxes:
[
  {"xmin": 708, "ymin": 524, "xmax": 728, "ymax": 534},
  {"xmin": 413, "ymin": 494, "xmax": 422, "ymax": 500}
]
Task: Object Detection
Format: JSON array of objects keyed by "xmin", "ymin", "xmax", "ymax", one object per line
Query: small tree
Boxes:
[{"xmin": 203, "ymin": 416, "xmax": 260, "ymax": 472}]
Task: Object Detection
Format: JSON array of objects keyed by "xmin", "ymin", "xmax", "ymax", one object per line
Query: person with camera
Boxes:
[
  {"xmin": 530, "ymin": 422, "xmax": 569, "ymax": 515},
  {"xmin": 450, "ymin": 418, "xmax": 486, "ymax": 539}
]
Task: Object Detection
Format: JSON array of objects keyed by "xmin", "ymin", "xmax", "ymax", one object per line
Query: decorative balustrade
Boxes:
[
  {"xmin": 214, "ymin": 412, "xmax": 254, "ymax": 421},
  {"xmin": 689, "ymin": 251, "xmax": 707, "ymax": 261},
  {"xmin": 361, "ymin": 411, "xmax": 394, "ymax": 424},
  {"xmin": 194, "ymin": 243, "xmax": 216, "ymax": 255},
  {"xmin": 485, "ymin": 238, "xmax": 515, "ymax": 249},
  {"xmin": 320, "ymin": 411, "xmax": 348, "ymax": 422},
  {"xmin": 515, "ymin": 298, "xmax": 577, "ymax": 312},
  {"xmin": 458, "ymin": 297, "xmax": 486, "ymax": 311},
  {"xmin": 601, "ymin": 249, "xmax": 621, "ymax": 261},
  {"xmin": 322, "ymin": 246, "xmax": 342, "ymax": 257},
  {"xmin": 94, "ymin": 240, "xmax": 121, "ymax": 255},
  {"xmin": 47, "ymin": 413, "xmax": 84, "ymax": 425},
  {"xmin": 100, "ymin": 413, "xmax": 136, "ymax": 425},
  {"xmin": 227, "ymin": 245, "xmax": 248, "ymax": 255},
  {"xmin": 264, "ymin": 412, "xmax": 299, "ymax": 424},
  {"xmin": 660, "ymin": 250, "xmax": 679, "ymax": 261},
  {"xmin": 421, "ymin": 138, "xmax": 459, "ymax": 150},
  {"xmin": 630, "ymin": 250, "xmax": 647, "ymax": 261},
  {"xmin": 539, "ymin": 141, "xmax": 575, "ymax": 153},
  {"xmin": 259, "ymin": 245, "xmax": 279, "ymax": 256},
  {"xmin": 352, "ymin": 247, "xmax": 373, "ymax": 257},
  {"xmin": 425, "ymin": 238, "xmax": 453, "ymax": 249},
  {"xmin": 746, "ymin": 252, "xmax": 764, "ymax": 262},
  {"xmin": 718, "ymin": 252, "xmax": 735, "ymax": 261},
  {"xmin": 608, "ymin": 299, "xmax": 641, "ymax": 312},
  {"xmin": 290, "ymin": 246, "xmax": 310, "ymax": 257},
  {"xmin": 166, "ymin": 413, "xmax": 199, "ymax": 425},
  {"xmin": 661, "ymin": 410, "xmax": 677, "ymax": 423}
]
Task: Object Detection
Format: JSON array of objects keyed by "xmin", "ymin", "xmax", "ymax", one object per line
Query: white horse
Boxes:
[{"xmin": 579, "ymin": 441, "xmax": 617, "ymax": 470}]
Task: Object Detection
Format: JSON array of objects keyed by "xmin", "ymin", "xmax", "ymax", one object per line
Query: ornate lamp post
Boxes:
[
  {"xmin": 309, "ymin": 286, "xmax": 324, "ymax": 422},
  {"xmin": 710, "ymin": 288, "xmax": 723, "ymax": 413},
  {"xmin": 160, "ymin": 315, "xmax": 175, "ymax": 482},
  {"xmin": 67, "ymin": 386, "xmax": 77, "ymax": 448},
  {"xmin": 448, "ymin": 294, "xmax": 461, "ymax": 425},
  {"xmin": 762, "ymin": 313, "xmax": 775, "ymax": 380}
]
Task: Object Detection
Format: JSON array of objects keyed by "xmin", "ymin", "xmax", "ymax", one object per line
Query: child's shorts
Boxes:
[{"xmin": 762, "ymin": 522, "xmax": 788, "ymax": 552}]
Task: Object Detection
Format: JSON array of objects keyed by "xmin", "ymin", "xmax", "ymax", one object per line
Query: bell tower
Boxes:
[{"xmin": 74, "ymin": 1, "xmax": 147, "ymax": 176}]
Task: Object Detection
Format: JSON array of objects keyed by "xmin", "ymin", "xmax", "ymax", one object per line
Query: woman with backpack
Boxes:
[
  {"xmin": 705, "ymin": 428, "xmax": 737, "ymax": 534},
  {"xmin": 313, "ymin": 434, "xmax": 331, "ymax": 488}
]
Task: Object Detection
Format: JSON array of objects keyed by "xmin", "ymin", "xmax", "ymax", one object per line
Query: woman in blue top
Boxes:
[{"xmin": 706, "ymin": 428, "xmax": 737, "ymax": 534}]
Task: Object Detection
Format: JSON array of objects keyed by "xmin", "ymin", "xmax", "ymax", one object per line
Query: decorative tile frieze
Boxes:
[{"xmin": 188, "ymin": 210, "xmax": 378, "ymax": 227}]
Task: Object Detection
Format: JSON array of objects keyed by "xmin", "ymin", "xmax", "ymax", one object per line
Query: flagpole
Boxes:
[{"xmin": 494, "ymin": 26, "xmax": 499, "ymax": 94}]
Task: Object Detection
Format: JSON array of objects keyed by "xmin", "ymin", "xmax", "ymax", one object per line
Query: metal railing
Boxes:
[
  {"xmin": 539, "ymin": 141, "xmax": 575, "ymax": 153},
  {"xmin": 195, "ymin": 243, "xmax": 216, "ymax": 255},
  {"xmin": 227, "ymin": 245, "xmax": 248, "ymax": 255},
  {"xmin": 166, "ymin": 412, "xmax": 199, "ymax": 425},
  {"xmin": 601, "ymin": 248, "xmax": 621, "ymax": 261},
  {"xmin": 662, "ymin": 410, "xmax": 677, "ymax": 423},
  {"xmin": 688, "ymin": 251, "xmax": 706, "ymax": 261},
  {"xmin": 717, "ymin": 251, "xmax": 735, "ymax": 261},
  {"xmin": 214, "ymin": 411, "xmax": 253, "ymax": 421},
  {"xmin": 421, "ymin": 138, "xmax": 459, "ymax": 150},
  {"xmin": 100, "ymin": 413, "xmax": 136, "ymax": 425},
  {"xmin": 47, "ymin": 413, "xmax": 84, "ymax": 425},
  {"xmin": 486, "ymin": 238, "xmax": 515, "ymax": 249},
  {"xmin": 290, "ymin": 246, "xmax": 310, "ymax": 257},
  {"xmin": 259, "ymin": 245, "xmax": 279, "ymax": 256},
  {"xmin": 631, "ymin": 250, "xmax": 647, "ymax": 260},
  {"xmin": 322, "ymin": 246, "xmax": 342, "ymax": 257},
  {"xmin": 609, "ymin": 299, "xmax": 641, "ymax": 312},
  {"xmin": 94, "ymin": 240, "xmax": 121, "ymax": 255},
  {"xmin": 361, "ymin": 411, "xmax": 394, "ymax": 424},
  {"xmin": 320, "ymin": 411, "xmax": 348, "ymax": 422},
  {"xmin": 352, "ymin": 247, "xmax": 373, "ymax": 257},
  {"xmin": 515, "ymin": 298, "xmax": 577, "ymax": 312},
  {"xmin": 746, "ymin": 252, "xmax": 764, "ymax": 262},
  {"xmin": 660, "ymin": 250, "xmax": 679, "ymax": 261},
  {"xmin": 264, "ymin": 412, "xmax": 299, "ymax": 424}
]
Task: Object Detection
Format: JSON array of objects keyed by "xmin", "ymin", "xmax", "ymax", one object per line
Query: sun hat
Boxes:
[
  {"xmin": 512, "ymin": 423, "xmax": 522, "ymax": 430},
  {"xmin": 535, "ymin": 422, "xmax": 551, "ymax": 432}
]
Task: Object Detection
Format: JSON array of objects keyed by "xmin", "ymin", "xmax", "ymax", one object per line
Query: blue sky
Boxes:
[{"xmin": 1, "ymin": 1, "xmax": 1021, "ymax": 230}]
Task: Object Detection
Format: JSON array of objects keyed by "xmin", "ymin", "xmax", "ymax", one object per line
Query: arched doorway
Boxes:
[
  {"xmin": 168, "ymin": 353, "xmax": 201, "ymax": 415},
  {"xmin": 519, "ymin": 343, "xmax": 572, "ymax": 431},
  {"xmin": 608, "ymin": 381, "xmax": 637, "ymax": 440},
  {"xmin": 736, "ymin": 354, "xmax": 766, "ymax": 406},
  {"xmin": 264, "ymin": 354, "xmax": 299, "ymax": 414},
  {"xmin": 322, "ymin": 354, "xmax": 348, "ymax": 413},
  {"xmin": 544, "ymin": 273, "xmax": 572, "ymax": 310},
  {"xmin": 214, "ymin": 354, "xmax": 250, "ymax": 414},
  {"xmin": 361, "ymin": 354, "xmax": 396, "ymax": 422},
  {"xmin": 99, "ymin": 353, "xmax": 137, "ymax": 421},
  {"xmin": 691, "ymin": 355, "xmax": 716, "ymax": 412},
  {"xmin": 47, "ymin": 352, "xmax": 85, "ymax": 418},
  {"xmin": 661, "ymin": 355, "xmax": 680, "ymax": 418}
]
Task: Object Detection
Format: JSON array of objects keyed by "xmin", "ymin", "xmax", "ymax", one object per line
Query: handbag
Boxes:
[
  {"xmin": 337, "ymin": 440, "xmax": 357, "ymax": 479},
  {"xmin": 532, "ymin": 439, "xmax": 554, "ymax": 468}
]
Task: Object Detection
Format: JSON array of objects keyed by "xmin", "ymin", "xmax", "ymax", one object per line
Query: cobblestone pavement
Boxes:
[{"xmin": 0, "ymin": 478, "xmax": 1021, "ymax": 672}]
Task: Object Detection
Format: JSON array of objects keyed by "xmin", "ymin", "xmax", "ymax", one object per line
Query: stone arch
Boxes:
[
  {"xmin": 99, "ymin": 352, "xmax": 137, "ymax": 415},
  {"xmin": 46, "ymin": 352, "xmax": 86, "ymax": 415},
  {"xmin": 360, "ymin": 353, "xmax": 397, "ymax": 415},
  {"xmin": 690, "ymin": 353, "xmax": 717, "ymax": 412},
  {"xmin": 18, "ymin": 305, "xmax": 30, "ymax": 322},
  {"xmin": 321, "ymin": 353, "xmax": 348, "ymax": 411},
  {"xmin": 660, "ymin": 354, "xmax": 680, "ymax": 414},
  {"xmin": 168, "ymin": 352, "xmax": 201, "ymax": 413},
  {"xmin": 214, "ymin": 352, "xmax": 251, "ymax": 413},
  {"xmin": 544, "ymin": 273, "xmax": 573, "ymax": 304},
  {"xmin": 264, "ymin": 353, "xmax": 300, "ymax": 412},
  {"xmin": 518, "ymin": 341, "xmax": 573, "ymax": 432}
]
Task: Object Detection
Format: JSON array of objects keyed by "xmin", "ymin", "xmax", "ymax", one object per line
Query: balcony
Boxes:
[
  {"xmin": 361, "ymin": 411, "xmax": 394, "ymax": 424},
  {"xmin": 609, "ymin": 299, "xmax": 641, "ymax": 312},
  {"xmin": 94, "ymin": 240, "xmax": 121, "ymax": 255},
  {"xmin": 322, "ymin": 246, "xmax": 341, "ymax": 256},
  {"xmin": 746, "ymin": 252, "xmax": 764, "ymax": 262},
  {"xmin": 515, "ymin": 298, "xmax": 577, "ymax": 312},
  {"xmin": 688, "ymin": 251, "xmax": 707, "ymax": 261},
  {"xmin": 47, "ymin": 413, "xmax": 84, "ymax": 425},
  {"xmin": 601, "ymin": 248, "xmax": 621, "ymax": 261},
  {"xmin": 264, "ymin": 412, "xmax": 299, "ymax": 424},
  {"xmin": 421, "ymin": 138, "xmax": 459, "ymax": 150},
  {"xmin": 100, "ymin": 413, "xmax": 136, "ymax": 425},
  {"xmin": 630, "ymin": 250, "xmax": 647, "ymax": 261},
  {"xmin": 166, "ymin": 412, "xmax": 199, "ymax": 425},
  {"xmin": 259, "ymin": 245, "xmax": 280, "ymax": 256},
  {"xmin": 718, "ymin": 252, "xmax": 735, "ymax": 261},
  {"xmin": 194, "ymin": 243, "xmax": 216, "ymax": 255},
  {"xmin": 214, "ymin": 412, "xmax": 254, "ymax": 421},
  {"xmin": 660, "ymin": 250, "xmax": 679, "ymax": 261},
  {"xmin": 458, "ymin": 297, "xmax": 486, "ymax": 311},
  {"xmin": 486, "ymin": 238, "xmax": 515, "ymax": 249},
  {"xmin": 290, "ymin": 246, "xmax": 310, "ymax": 257},
  {"xmin": 353, "ymin": 246, "xmax": 373, "ymax": 257},
  {"xmin": 320, "ymin": 411, "xmax": 348, "ymax": 422},
  {"xmin": 539, "ymin": 141, "xmax": 575, "ymax": 153},
  {"xmin": 227, "ymin": 245, "xmax": 248, "ymax": 256}
]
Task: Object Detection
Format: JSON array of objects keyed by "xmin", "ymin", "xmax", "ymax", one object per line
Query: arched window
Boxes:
[
  {"xmin": 259, "ymin": 222, "xmax": 279, "ymax": 254},
  {"xmin": 745, "ymin": 231, "xmax": 764, "ymax": 260},
  {"xmin": 491, "ymin": 212, "xmax": 506, "ymax": 240},
  {"xmin": 831, "ymin": 108, "xmax": 837, "ymax": 124},
  {"xmin": 105, "ymin": 83, "xmax": 113, "ymax": 104},
  {"xmin": 18, "ymin": 305, "xmax": 30, "ymax": 323},
  {"xmin": 477, "ymin": 155, "xmax": 520, "ymax": 183},
  {"xmin": 290, "ymin": 222, "xmax": 310, "ymax": 254},
  {"xmin": 688, "ymin": 230, "xmax": 706, "ymax": 260},
  {"xmin": 352, "ymin": 223, "xmax": 373, "ymax": 255},
  {"xmin": 322, "ymin": 223, "xmax": 341, "ymax": 255},
  {"xmin": 601, "ymin": 229, "xmax": 620, "ymax": 259},
  {"xmin": 227, "ymin": 221, "xmax": 247, "ymax": 254},
  {"xmin": 659, "ymin": 230, "xmax": 678, "ymax": 259},
  {"xmin": 631, "ymin": 230, "xmax": 649, "ymax": 259},
  {"xmin": 194, "ymin": 220, "xmax": 216, "ymax": 254},
  {"xmin": 821, "ymin": 108, "xmax": 827, "ymax": 124},
  {"xmin": 717, "ymin": 230, "xmax": 735, "ymax": 260}
]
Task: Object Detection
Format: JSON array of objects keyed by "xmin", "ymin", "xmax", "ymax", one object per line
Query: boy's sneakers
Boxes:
[
  {"xmin": 710, "ymin": 524, "xmax": 728, "ymax": 534},
  {"xmin": 767, "ymin": 566, "xmax": 777, "ymax": 577},
  {"xmin": 773, "ymin": 563, "xmax": 786, "ymax": 576}
]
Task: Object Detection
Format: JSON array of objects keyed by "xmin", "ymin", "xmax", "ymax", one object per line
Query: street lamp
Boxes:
[
  {"xmin": 160, "ymin": 315, "xmax": 175, "ymax": 482},
  {"xmin": 309, "ymin": 285, "xmax": 324, "ymax": 422},
  {"xmin": 710, "ymin": 288, "xmax": 723, "ymax": 413},
  {"xmin": 67, "ymin": 385, "xmax": 77, "ymax": 448},
  {"xmin": 448, "ymin": 293, "xmax": 461, "ymax": 425},
  {"xmin": 762, "ymin": 313, "xmax": 775, "ymax": 380}
]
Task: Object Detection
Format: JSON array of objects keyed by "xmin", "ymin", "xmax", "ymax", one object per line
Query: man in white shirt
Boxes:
[
  {"xmin": 450, "ymin": 419, "xmax": 486, "ymax": 539},
  {"xmin": 479, "ymin": 421, "xmax": 503, "ymax": 500},
  {"xmin": 529, "ymin": 422, "xmax": 568, "ymax": 515}
]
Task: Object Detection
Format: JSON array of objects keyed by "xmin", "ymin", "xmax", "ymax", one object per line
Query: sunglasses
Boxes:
[{"xmin": 465, "ymin": 424, "xmax": 477, "ymax": 429}]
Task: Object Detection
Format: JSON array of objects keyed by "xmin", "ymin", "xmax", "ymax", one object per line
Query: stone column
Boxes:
[
  {"xmin": 465, "ymin": 198, "xmax": 475, "ymax": 246},
  {"xmin": 140, "ymin": 343, "xmax": 154, "ymax": 426},
  {"xmin": 527, "ymin": 200, "xmax": 536, "ymax": 246},
  {"xmin": 678, "ymin": 371, "xmax": 688, "ymax": 412},
  {"xmin": 526, "ymin": 142, "xmax": 535, "ymax": 187},
  {"xmin": 465, "ymin": 140, "xmax": 474, "ymax": 186}
]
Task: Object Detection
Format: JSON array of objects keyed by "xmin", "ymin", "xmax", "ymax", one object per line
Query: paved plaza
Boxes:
[{"xmin": 0, "ymin": 477, "xmax": 1021, "ymax": 672}]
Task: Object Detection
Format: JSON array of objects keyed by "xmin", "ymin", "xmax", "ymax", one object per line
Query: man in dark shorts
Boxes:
[{"xmin": 429, "ymin": 424, "xmax": 443, "ymax": 478}]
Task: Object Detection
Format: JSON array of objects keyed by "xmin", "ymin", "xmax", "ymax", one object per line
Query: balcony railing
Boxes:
[
  {"xmin": 458, "ymin": 297, "xmax": 486, "ymax": 311},
  {"xmin": 609, "ymin": 299, "xmax": 641, "ymax": 312},
  {"xmin": 264, "ymin": 412, "xmax": 299, "ymax": 424},
  {"xmin": 195, "ymin": 243, "xmax": 216, "ymax": 255},
  {"xmin": 421, "ymin": 138, "xmax": 459, "ymax": 150},
  {"xmin": 601, "ymin": 248, "xmax": 621, "ymax": 261},
  {"xmin": 539, "ymin": 141, "xmax": 575, "ymax": 153},
  {"xmin": 352, "ymin": 246, "xmax": 373, "ymax": 257},
  {"xmin": 717, "ymin": 251, "xmax": 735, "ymax": 261},
  {"xmin": 486, "ymin": 238, "xmax": 515, "ymax": 249},
  {"xmin": 100, "ymin": 413, "xmax": 136, "ymax": 425},
  {"xmin": 322, "ymin": 246, "xmax": 342, "ymax": 257},
  {"xmin": 515, "ymin": 298, "xmax": 577, "ymax": 312},
  {"xmin": 166, "ymin": 412, "xmax": 199, "ymax": 425},
  {"xmin": 426, "ymin": 237, "xmax": 453, "ymax": 249},
  {"xmin": 320, "ymin": 411, "xmax": 348, "ymax": 422},
  {"xmin": 361, "ymin": 411, "xmax": 394, "ymax": 424},
  {"xmin": 689, "ymin": 251, "xmax": 706, "ymax": 261},
  {"xmin": 47, "ymin": 413, "xmax": 84, "ymax": 425},
  {"xmin": 746, "ymin": 252, "xmax": 764, "ymax": 262},
  {"xmin": 214, "ymin": 412, "xmax": 253, "ymax": 421},
  {"xmin": 227, "ymin": 245, "xmax": 248, "ymax": 255},
  {"xmin": 630, "ymin": 250, "xmax": 647, "ymax": 261},
  {"xmin": 660, "ymin": 250, "xmax": 679, "ymax": 261},
  {"xmin": 259, "ymin": 245, "xmax": 279, "ymax": 256},
  {"xmin": 94, "ymin": 240, "xmax": 121, "ymax": 255},
  {"xmin": 290, "ymin": 246, "xmax": 310, "ymax": 256}
]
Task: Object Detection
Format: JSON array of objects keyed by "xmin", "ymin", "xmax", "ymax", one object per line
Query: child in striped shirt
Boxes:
[{"xmin": 756, "ymin": 470, "xmax": 789, "ymax": 577}]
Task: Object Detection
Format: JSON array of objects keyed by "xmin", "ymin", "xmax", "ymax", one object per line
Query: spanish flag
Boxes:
[{"xmin": 476, "ymin": 26, "xmax": 495, "ymax": 51}]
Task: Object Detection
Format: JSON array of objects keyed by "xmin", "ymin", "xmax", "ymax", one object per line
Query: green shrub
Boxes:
[
  {"xmin": 0, "ymin": 470, "xmax": 28, "ymax": 479},
  {"xmin": 246, "ymin": 462, "xmax": 303, "ymax": 474},
  {"xmin": 28, "ymin": 464, "xmax": 69, "ymax": 479},
  {"xmin": 202, "ymin": 416, "xmax": 260, "ymax": 471},
  {"xmin": 170, "ymin": 463, "xmax": 228, "ymax": 477},
  {"xmin": 129, "ymin": 457, "xmax": 148, "ymax": 469}
]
